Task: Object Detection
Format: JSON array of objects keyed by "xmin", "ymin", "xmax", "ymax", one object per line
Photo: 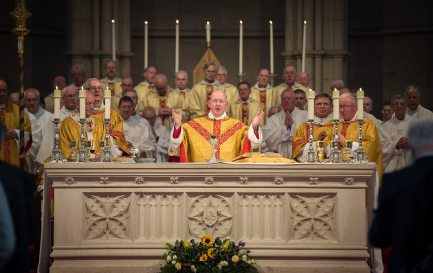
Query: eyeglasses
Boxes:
[
  {"xmin": 315, "ymin": 103, "xmax": 331, "ymax": 106},
  {"xmin": 210, "ymin": 99, "xmax": 227, "ymax": 105},
  {"xmin": 88, "ymin": 86, "xmax": 103, "ymax": 91},
  {"xmin": 340, "ymin": 104, "xmax": 354, "ymax": 110}
]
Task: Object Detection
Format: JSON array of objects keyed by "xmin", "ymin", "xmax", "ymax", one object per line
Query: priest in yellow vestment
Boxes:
[
  {"xmin": 292, "ymin": 93, "xmax": 334, "ymax": 160},
  {"xmin": 169, "ymin": 90, "xmax": 264, "ymax": 163},
  {"xmin": 229, "ymin": 81, "xmax": 261, "ymax": 126},
  {"xmin": 335, "ymin": 93, "xmax": 383, "ymax": 177},
  {"xmin": 0, "ymin": 79, "xmax": 32, "ymax": 166},
  {"xmin": 59, "ymin": 90, "xmax": 124, "ymax": 159}
]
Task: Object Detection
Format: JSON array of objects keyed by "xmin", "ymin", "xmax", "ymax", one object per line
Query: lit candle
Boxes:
[
  {"xmin": 239, "ymin": 20, "xmax": 243, "ymax": 75},
  {"xmin": 144, "ymin": 21, "xmax": 148, "ymax": 69},
  {"xmin": 306, "ymin": 89, "xmax": 315, "ymax": 120},
  {"xmin": 269, "ymin": 20, "xmax": 274, "ymax": 74},
  {"xmin": 332, "ymin": 88, "xmax": 340, "ymax": 120},
  {"xmin": 53, "ymin": 86, "xmax": 61, "ymax": 120},
  {"xmin": 111, "ymin": 19, "xmax": 116, "ymax": 61},
  {"xmin": 104, "ymin": 87, "xmax": 111, "ymax": 120},
  {"xmin": 302, "ymin": 20, "xmax": 307, "ymax": 72},
  {"xmin": 357, "ymin": 88, "xmax": 364, "ymax": 120},
  {"xmin": 175, "ymin": 19, "xmax": 179, "ymax": 73},
  {"xmin": 79, "ymin": 87, "xmax": 86, "ymax": 120},
  {"xmin": 206, "ymin": 21, "xmax": 211, "ymax": 47}
]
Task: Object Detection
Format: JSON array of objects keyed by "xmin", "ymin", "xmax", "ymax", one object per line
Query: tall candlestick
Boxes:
[
  {"xmin": 144, "ymin": 21, "xmax": 148, "ymax": 69},
  {"xmin": 357, "ymin": 88, "xmax": 364, "ymax": 120},
  {"xmin": 269, "ymin": 20, "xmax": 274, "ymax": 74},
  {"xmin": 239, "ymin": 20, "xmax": 243, "ymax": 75},
  {"xmin": 53, "ymin": 86, "xmax": 61, "ymax": 120},
  {"xmin": 111, "ymin": 19, "xmax": 116, "ymax": 61},
  {"xmin": 175, "ymin": 19, "xmax": 179, "ymax": 73},
  {"xmin": 332, "ymin": 88, "xmax": 340, "ymax": 120},
  {"xmin": 206, "ymin": 21, "xmax": 211, "ymax": 47},
  {"xmin": 302, "ymin": 20, "xmax": 307, "ymax": 72},
  {"xmin": 79, "ymin": 88, "xmax": 86, "ymax": 120},
  {"xmin": 104, "ymin": 87, "xmax": 111, "ymax": 120},
  {"xmin": 306, "ymin": 89, "xmax": 315, "ymax": 120}
]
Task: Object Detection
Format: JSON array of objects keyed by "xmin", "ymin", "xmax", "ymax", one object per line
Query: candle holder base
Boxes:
[
  {"xmin": 306, "ymin": 120, "xmax": 317, "ymax": 163},
  {"xmin": 102, "ymin": 119, "xmax": 113, "ymax": 162},
  {"xmin": 50, "ymin": 119, "xmax": 64, "ymax": 163},
  {"xmin": 78, "ymin": 119, "xmax": 89, "ymax": 162}
]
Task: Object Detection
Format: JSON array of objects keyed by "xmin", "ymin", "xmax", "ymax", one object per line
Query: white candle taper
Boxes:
[
  {"xmin": 104, "ymin": 87, "xmax": 111, "ymax": 120},
  {"xmin": 111, "ymin": 19, "xmax": 116, "ymax": 61},
  {"xmin": 206, "ymin": 21, "xmax": 211, "ymax": 47},
  {"xmin": 357, "ymin": 88, "xmax": 364, "ymax": 120},
  {"xmin": 144, "ymin": 21, "xmax": 148, "ymax": 69},
  {"xmin": 332, "ymin": 88, "xmax": 340, "ymax": 120},
  {"xmin": 175, "ymin": 20, "xmax": 179, "ymax": 73},
  {"xmin": 269, "ymin": 20, "xmax": 274, "ymax": 74},
  {"xmin": 79, "ymin": 87, "xmax": 86, "ymax": 120},
  {"xmin": 307, "ymin": 89, "xmax": 315, "ymax": 120},
  {"xmin": 53, "ymin": 86, "xmax": 61, "ymax": 120},
  {"xmin": 302, "ymin": 20, "xmax": 307, "ymax": 72},
  {"xmin": 239, "ymin": 20, "xmax": 243, "ymax": 75}
]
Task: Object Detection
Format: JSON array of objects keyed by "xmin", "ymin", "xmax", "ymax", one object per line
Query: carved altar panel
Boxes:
[
  {"xmin": 238, "ymin": 194, "xmax": 285, "ymax": 242},
  {"xmin": 135, "ymin": 193, "xmax": 183, "ymax": 242}
]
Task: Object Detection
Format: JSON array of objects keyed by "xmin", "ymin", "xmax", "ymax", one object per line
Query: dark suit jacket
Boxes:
[
  {"xmin": 369, "ymin": 156, "xmax": 433, "ymax": 273},
  {"xmin": 0, "ymin": 161, "xmax": 37, "ymax": 273}
]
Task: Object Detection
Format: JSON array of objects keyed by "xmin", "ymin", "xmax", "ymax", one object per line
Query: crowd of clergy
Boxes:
[{"xmin": 1, "ymin": 59, "xmax": 433, "ymax": 177}]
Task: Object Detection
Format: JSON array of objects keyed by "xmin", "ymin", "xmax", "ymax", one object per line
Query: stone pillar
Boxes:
[
  {"xmin": 69, "ymin": 0, "xmax": 133, "ymax": 79},
  {"xmin": 282, "ymin": 0, "xmax": 348, "ymax": 92}
]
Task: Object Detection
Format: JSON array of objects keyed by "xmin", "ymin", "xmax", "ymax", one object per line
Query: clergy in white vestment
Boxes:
[
  {"xmin": 383, "ymin": 95, "xmax": 414, "ymax": 173},
  {"xmin": 24, "ymin": 88, "xmax": 52, "ymax": 172},
  {"xmin": 118, "ymin": 96, "xmax": 155, "ymax": 158},
  {"xmin": 142, "ymin": 106, "xmax": 170, "ymax": 162},
  {"xmin": 263, "ymin": 89, "xmax": 307, "ymax": 158},
  {"xmin": 404, "ymin": 85, "xmax": 433, "ymax": 121}
]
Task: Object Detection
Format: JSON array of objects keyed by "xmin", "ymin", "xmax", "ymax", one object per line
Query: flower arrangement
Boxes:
[{"xmin": 159, "ymin": 234, "xmax": 259, "ymax": 273}]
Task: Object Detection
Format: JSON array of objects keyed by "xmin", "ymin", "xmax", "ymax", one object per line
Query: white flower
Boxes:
[
  {"xmin": 172, "ymin": 255, "xmax": 177, "ymax": 260},
  {"xmin": 218, "ymin": 260, "xmax": 228, "ymax": 269},
  {"xmin": 242, "ymin": 254, "xmax": 247, "ymax": 261},
  {"xmin": 171, "ymin": 260, "xmax": 176, "ymax": 265},
  {"xmin": 166, "ymin": 256, "xmax": 171, "ymax": 262},
  {"xmin": 191, "ymin": 265, "xmax": 197, "ymax": 272}
]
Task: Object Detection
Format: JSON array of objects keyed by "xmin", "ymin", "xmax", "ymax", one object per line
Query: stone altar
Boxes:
[{"xmin": 39, "ymin": 162, "xmax": 377, "ymax": 273}]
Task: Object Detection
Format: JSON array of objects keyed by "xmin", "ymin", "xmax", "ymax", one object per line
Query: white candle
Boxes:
[
  {"xmin": 175, "ymin": 19, "xmax": 179, "ymax": 73},
  {"xmin": 111, "ymin": 19, "xmax": 116, "ymax": 61},
  {"xmin": 302, "ymin": 20, "xmax": 307, "ymax": 72},
  {"xmin": 104, "ymin": 87, "xmax": 111, "ymax": 120},
  {"xmin": 206, "ymin": 21, "xmax": 211, "ymax": 47},
  {"xmin": 144, "ymin": 21, "xmax": 148, "ymax": 69},
  {"xmin": 332, "ymin": 88, "xmax": 340, "ymax": 120},
  {"xmin": 269, "ymin": 20, "xmax": 274, "ymax": 74},
  {"xmin": 357, "ymin": 88, "xmax": 364, "ymax": 120},
  {"xmin": 79, "ymin": 88, "xmax": 86, "ymax": 120},
  {"xmin": 239, "ymin": 20, "xmax": 243, "ymax": 75},
  {"xmin": 53, "ymin": 86, "xmax": 61, "ymax": 120},
  {"xmin": 307, "ymin": 89, "xmax": 315, "ymax": 120}
]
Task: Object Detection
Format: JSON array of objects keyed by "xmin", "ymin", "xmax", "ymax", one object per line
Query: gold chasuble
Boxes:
[
  {"xmin": 292, "ymin": 121, "xmax": 334, "ymax": 160},
  {"xmin": 59, "ymin": 115, "xmax": 105, "ymax": 159},
  {"xmin": 179, "ymin": 117, "xmax": 251, "ymax": 163},
  {"xmin": 91, "ymin": 109, "xmax": 129, "ymax": 154},
  {"xmin": 229, "ymin": 98, "xmax": 261, "ymax": 126},
  {"xmin": 338, "ymin": 118, "xmax": 383, "ymax": 177},
  {"xmin": 0, "ymin": 103, "xmax": 32, "ymax": 166}
]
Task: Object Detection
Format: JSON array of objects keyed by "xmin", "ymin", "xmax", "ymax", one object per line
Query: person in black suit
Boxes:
[
  {"xmin": 0, "ymin": 123, "xmax": 38, "ymax": 273},
  {"xmin": 369, "ymin": 120, "xmax": 433, "ymax": 273}
]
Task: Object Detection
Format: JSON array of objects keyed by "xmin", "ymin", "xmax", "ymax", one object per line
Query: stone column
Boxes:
[{"xmin": 282, "ymin": 0, "xmax": 348, "ymax": 92}]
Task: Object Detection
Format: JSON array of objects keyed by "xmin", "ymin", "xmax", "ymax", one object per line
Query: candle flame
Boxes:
[
  {"xmin": 112, "ymin": 19, "xmax": 115, "ymax": 23},
  {"xmin": 269, "ymin": 20, "xmax": 273, "ymax": 24},
  {"xmin": 145, "ymin": 21, "xmax": 148, "ymax": 25},
  {"xmin": 55, "ymin": 85, "xmax": 58, "ymax": 90},
  {"xmin": 206, "ymin": 21, "xmax": 210, "ymax": 25},
  {"xmin": 304, "ymin": 20, "xmax": 307, "ymax": 24},
  {"xmin": 176, "ymin": 19, "xmax": 179, "ymax": 24},
  {"xmin": 240, "ymin": 20, "xmax": 243, "ymax": 24}
]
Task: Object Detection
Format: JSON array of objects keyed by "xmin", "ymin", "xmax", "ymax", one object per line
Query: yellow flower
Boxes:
[
  {"xmin": 199, "ymin": 254, "xmax": 208, "ymax": 262},
  {"xmin": 222, "ymin": 241, "xmax": 230, "ymax": 250},
  {"xmin": 183, "ymin": 240, "xmax": 190, "ymax": 248},
  {"xmin": 207, "ymin": 247, "xmax": 218, "ymax": 258},
  {"xmin": 231, "ymin": 255, "xmax": 239, "ymax": 263},
  {"xmin": 201, "ymin": 235, "xmax": 214, "ymax": 246},
  {"xmin": 175, "ymin": 262, "xmax": 182, "ymax": 270}
]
